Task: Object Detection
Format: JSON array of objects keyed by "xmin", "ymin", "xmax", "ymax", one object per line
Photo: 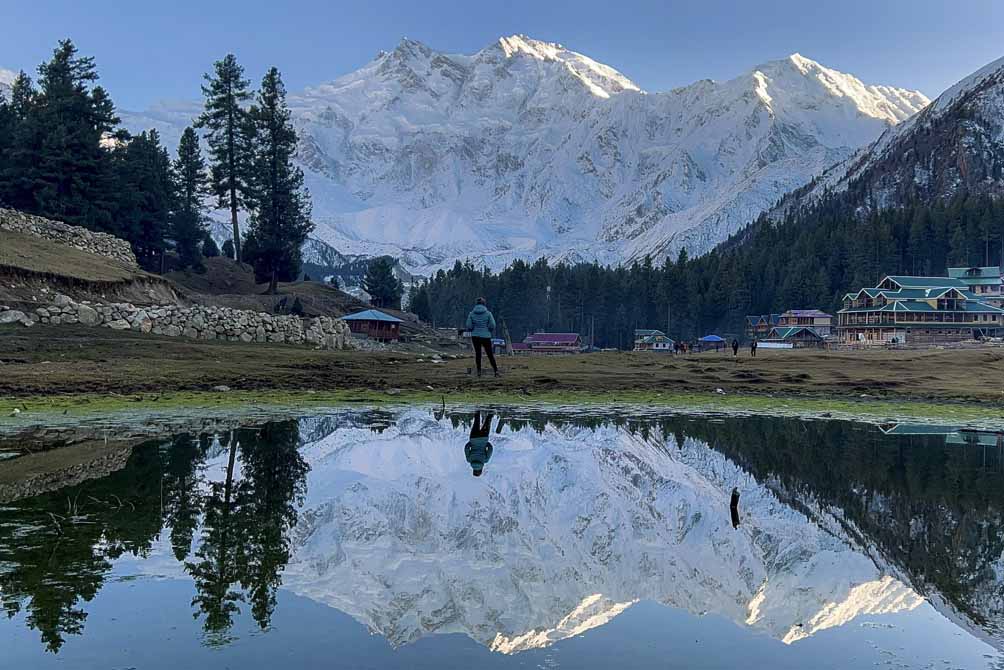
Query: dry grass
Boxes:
[
  {"xmin": 0, "ymin": 231, "xmax": 143, "ymax": 283},
  {"xmin": 2, "ymin": 324, "xmax": 1003, "ymax": 404}
]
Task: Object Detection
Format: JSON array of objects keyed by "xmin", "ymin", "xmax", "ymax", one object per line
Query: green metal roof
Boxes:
[
  {"xmin": 948, "ymin": 266, "xmax": 1001, "ymax": 279},
  {"xmin": 767, "ymin": 326, "xmax": 823, "ymax": 340},
  {"xmin": 878, "ymin": 423, "xmax": 961, "ymax": 436},
  {"xmin": 882, "ymin": 275, "xmax": 969, "ymax": 289}
]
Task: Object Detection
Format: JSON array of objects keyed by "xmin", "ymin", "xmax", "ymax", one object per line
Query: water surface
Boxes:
[{"xmin": 2, "ymin": 407, "xmax": 1003, "ymax": 669}]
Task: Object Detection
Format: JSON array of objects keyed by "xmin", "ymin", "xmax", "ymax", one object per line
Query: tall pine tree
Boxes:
[
  {"xmin": 1, "ymin": 42, "xmax": 119, "ymax": 228},
  {"xmin": 243, "ymin": 67, "xmax": 313, "ymax": 294},
  {"xmin": 172, "ymin": 126, "xmax": 209, "ymax": 270},
  {"xmin": 197, "ymin": 54, "xmax": 252, "ymax": 263}
]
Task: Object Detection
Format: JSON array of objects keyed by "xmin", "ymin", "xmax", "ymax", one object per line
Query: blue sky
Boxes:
[{"xmin": 3, "ymin": 0, "xmax": 1001, "ymax": 110}]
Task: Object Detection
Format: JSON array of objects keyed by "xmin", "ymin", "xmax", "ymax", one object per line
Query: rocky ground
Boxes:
[{"xmin": 2, "ymin": 323, "xmax": 1004, "ymax": 404}]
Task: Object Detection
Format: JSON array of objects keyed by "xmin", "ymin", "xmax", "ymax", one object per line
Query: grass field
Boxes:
[
  {"xmin": 2, "ymin": 324, "xmax": 1003, "ymax": 408},
  {"xmin": 0, "ymin": 230, "xmax": 142, "ymax": 282}
]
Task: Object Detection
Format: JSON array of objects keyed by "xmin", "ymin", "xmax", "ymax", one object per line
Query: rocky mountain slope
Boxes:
[
  {"xmin": 776, "ymin": 55, "xmax": 1004, "ymax": 216},
  {"xmin": 106, "ymin": 36, "xmax": 927, "ymax": 275}
]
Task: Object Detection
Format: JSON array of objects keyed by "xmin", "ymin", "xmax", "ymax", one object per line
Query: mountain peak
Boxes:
[
  {"xmin": 495, "ymin": 34, "xmax": 564, "ymax": 60},
  {"xmin": 487, "ymin": 34, "xmax": 641, "ymax": 98},
  {"xmin": 745, "ymin": 53, "xmax": 929, "ymax": 125},
  {"xmin": 387, "ymin": 36, "xmax": 433, "ymax": 61}
]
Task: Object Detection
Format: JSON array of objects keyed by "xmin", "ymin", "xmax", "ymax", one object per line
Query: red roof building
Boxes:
[{"xmin": 522, "ymin": 332, "xmax": 583, "ymax": 354}]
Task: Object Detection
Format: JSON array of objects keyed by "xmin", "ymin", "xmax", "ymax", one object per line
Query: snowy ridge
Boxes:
[
  {"xmin": 88, "ymin": 36, "xmax": 928, "ymax": 274},
  {"xmin": 0, "ymin": 68, "xmax": 15, "ymax": 97},
  {"xmin": 277, "ymin": 411, "xmax": 929, "ymax": 652},
  {"xmin": 781, "ymin": 54, "xmax": 1004, "ymax": 209}
]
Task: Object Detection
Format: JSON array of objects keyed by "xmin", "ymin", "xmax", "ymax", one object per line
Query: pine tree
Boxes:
[
  {"xmin": 116, "ymin": 130, "xmax": 174, "ymax": 270},
  {"xmin": 363, "ymin": 257, "xmax": 403, "ymax": 309},
  {"xmin": 197, "ymin": 54, "xmax": 252, "ymax": 262},
  {"xmin": 202, "ymin": 234, "xmax": 220, "ymax": 258},
  {"xmin": 2, "ymin": 41, "xmax": 119, "ymax": 228},
  {"xmin": 172, "ymin": 127, "xmax": 209, "ymax": 270},
  {"xmin": 243, "ymin": 67, "xmax": 314, "ymax": 294},
  {"xmin": 409, "ymin": 283, "xmax": 432, "ymax": 321}
]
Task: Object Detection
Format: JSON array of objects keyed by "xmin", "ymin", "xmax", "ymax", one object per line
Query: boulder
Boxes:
[
  {"xmin": 52, "ymin": 294, "xmax": 72, "ymax": 307},
  {"xmin": 164, "ymin": 325, "xmax": 182, "ymax": 337},
  {"xmin": 106, "ymin": 319, "xmax": 131, "ymax": 330},
  {"xmin": 0, "ymin": 310, "xmax": 27, "ymax": 325},
  {"xmin": 76, "ymin": 304, "xmax": 101, "ymax": 326}
]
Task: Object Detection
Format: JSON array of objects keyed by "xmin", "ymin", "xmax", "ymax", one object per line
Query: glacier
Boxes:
[{"xmin": 101, "ymin": 36, "xmax": 928, "ymax": 275}]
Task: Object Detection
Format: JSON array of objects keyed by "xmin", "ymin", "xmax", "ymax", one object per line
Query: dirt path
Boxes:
[{"xmin": 2, "ymin": 324, "xmax": 1003, "ymax": 403}]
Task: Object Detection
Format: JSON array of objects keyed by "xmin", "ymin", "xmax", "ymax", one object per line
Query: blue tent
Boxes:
[{"xmin": 697, "ymin": 334, "xmax": 726, "ymax": 352}]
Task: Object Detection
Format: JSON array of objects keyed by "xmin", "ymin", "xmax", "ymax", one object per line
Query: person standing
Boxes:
[
  {"xmin": 466, "ymin": 297, "xmax": 499, "ymax": 377},
  {"xmin": 731, "ymin": 338, "xmax": 739, "ymax": 357},
  {"xmin": 750, "ymin": 339, "xmax": 758, "ymax": 358}
]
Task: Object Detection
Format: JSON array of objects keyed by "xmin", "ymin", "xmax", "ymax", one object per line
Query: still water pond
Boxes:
[{"xmin": 2, "ymin": 407, "xmax": 1003, "ymax": 669}]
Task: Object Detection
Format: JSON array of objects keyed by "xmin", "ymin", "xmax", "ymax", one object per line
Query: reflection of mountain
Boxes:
[
  {"xmin": 662, "ymin": 415, "xmax": 1004, "ymax": 651},
  {"xmin": 281, "ymin": 411, "xmax": 929, "ymax": 652}
]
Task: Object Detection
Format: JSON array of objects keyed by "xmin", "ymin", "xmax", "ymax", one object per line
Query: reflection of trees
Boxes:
[
  {"xmin": 656, "ymin": 416, "xmax": 1004, "ymax": 635},
  {"xmin": 187, "ymin": 422, "xmax": 309, "ymax": 640},
  {"xmin": 0, "ymin": 420, "xmax": 308, "ymax": 653},
  {"xmin": 0, "ymin": 445, "xmax": 168, "ymax": 652}
]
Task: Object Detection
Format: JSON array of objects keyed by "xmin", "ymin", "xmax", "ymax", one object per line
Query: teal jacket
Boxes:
[
  {"xmin": 465, "ymin": 304, "xmax": 496, "ymax": 339},
  {"xmin": 465, "ymin": 439, "xmax": 493, "ymax": 471}
]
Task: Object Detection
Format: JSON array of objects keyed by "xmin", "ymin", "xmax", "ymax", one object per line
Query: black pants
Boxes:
[{"xmin": 472, "ymin": 336, "xmax": 498, "ymax": 373}]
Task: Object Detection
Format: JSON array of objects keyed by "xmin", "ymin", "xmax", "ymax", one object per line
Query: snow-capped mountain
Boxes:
[
  {"xmin": 108, "ymin": 36, "xmax": 927, "ymax": 275},
  {"xmin": 278, "ymin": 410, "xmax": 931, "ymax": 652},
  {"xmin": 776, "ymin": 54, "xmax": 1004, "ymax": 215},
  {"xmin": 0, "ymin": 68, "xmax": 16, "ymax": 96}
]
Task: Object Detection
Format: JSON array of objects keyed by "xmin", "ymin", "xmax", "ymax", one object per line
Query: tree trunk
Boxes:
[
  {"xmin": 269, "ymin": 268, "xmax": 277, "ymax": 295},
  {"xmin": 230, "ymin": 191, "xmax": 241, "ymax": 263}
]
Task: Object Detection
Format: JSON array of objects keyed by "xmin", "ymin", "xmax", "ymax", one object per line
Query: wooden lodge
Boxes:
[
  {"xmin": 836, "ymin": 274, "xmax": 1004, "ymax": 345},
  {"xmin": 341, "ymin": 309, "xmax": 404, "ymax": 342},
  {"xmin": 948, "ymin": 266, "xmax": 1003, "ymax": 308},
  {"xmin": 746, "ymin": 309, "xmax": 832, "ymax": 340}
]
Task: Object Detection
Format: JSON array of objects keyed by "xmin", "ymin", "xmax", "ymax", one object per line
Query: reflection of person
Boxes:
[
  {"xmin": 730, "ymin": 487, "xmax": 741, "ymax": 529},
  {"xmin": 465, "ymin": 410, "xmax": 495, "ymax": 477}
]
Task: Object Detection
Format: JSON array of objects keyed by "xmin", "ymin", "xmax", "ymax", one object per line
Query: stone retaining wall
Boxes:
[
  {"xmin": 1, "ymin": 294, "xmax": 351, "ymax": 349},
  {"xmin": 0, "ymin": 208, "xmax": 139, "ymax": 268}
]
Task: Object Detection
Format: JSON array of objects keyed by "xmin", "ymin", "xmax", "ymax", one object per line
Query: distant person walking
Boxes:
[
  {"xmin": 750, "ymin": 339, "xmax": 758, "ymax": 358},
  {"xmin": 731, "ymin": 338, "xmax": 739, "ymax": 357},
  {"xmin": 466, "ymin": 297, "xmax": 499, "ymax": 377}
]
